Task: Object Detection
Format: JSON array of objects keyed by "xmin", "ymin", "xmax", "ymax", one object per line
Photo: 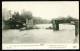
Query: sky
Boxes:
[{"xmin": 2, "ymin": 1, "xmax": 79, "ymax": 20}]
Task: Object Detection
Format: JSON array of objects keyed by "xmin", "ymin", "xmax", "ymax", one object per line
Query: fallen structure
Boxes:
[{"xmin": 51, "ymin": 17, "xmax": 79, "ymax": 37}]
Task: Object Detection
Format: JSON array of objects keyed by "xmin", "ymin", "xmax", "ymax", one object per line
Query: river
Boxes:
[{"xmin": 2, "ymin": 24, "xmax": 78, "ymax": 44}]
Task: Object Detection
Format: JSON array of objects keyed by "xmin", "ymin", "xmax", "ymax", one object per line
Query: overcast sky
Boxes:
[{"xmin": 2, "ymin": 1, "xmax": 79, "ymax": 20}]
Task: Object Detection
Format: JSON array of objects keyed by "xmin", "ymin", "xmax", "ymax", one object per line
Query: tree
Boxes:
[
  {"xmin": 21, "ymin": 10, "xmax": 32, "ymax": 20},
  {"xmin": 21, "ymin": 10, "xmax": 33, "ymax": 29},
  {"xmin": 2, "ymin": 8, "xmax": 12, "ymax": 29},
  {"xmin": 12, "ymin": 12, "xmax": 27, "ymax": 29}
]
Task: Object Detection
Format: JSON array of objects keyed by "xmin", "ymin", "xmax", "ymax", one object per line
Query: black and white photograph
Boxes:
[{"xmin": 2, "ymin": 1, "xmax": 79, "ymax": 49}]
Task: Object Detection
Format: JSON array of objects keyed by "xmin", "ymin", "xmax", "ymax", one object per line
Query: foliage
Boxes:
[
  {"xmin": 33, "ymin": 17, "xmax": 50, "ymax": 24},
  {"xmin": 3, "ymin": 10, "xmax": 50, "ymax": 29}
]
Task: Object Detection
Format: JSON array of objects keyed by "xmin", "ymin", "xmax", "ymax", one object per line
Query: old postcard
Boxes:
[{"xmin": 2, "ymin": 1, "xmax": 79, "ymax": 50}]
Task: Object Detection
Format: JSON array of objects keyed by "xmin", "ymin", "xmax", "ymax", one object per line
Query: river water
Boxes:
[{"xmin": 2, "ymin": 24, "xmax": 77, "ymax": 43}]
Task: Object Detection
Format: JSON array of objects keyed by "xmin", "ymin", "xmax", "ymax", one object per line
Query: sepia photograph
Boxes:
[{"xmin": 2, "ymin": 1, "xmax": 79, "ymax": 49}]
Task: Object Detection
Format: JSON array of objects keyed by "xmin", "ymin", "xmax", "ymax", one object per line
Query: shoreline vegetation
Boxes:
[
  {"xmin": 2, "ymin": 9, "xmax": 79, "ymax": 30},
  {"xmin": 2, "ymin": 9, "xmax": 51, "ymax": 30}
]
